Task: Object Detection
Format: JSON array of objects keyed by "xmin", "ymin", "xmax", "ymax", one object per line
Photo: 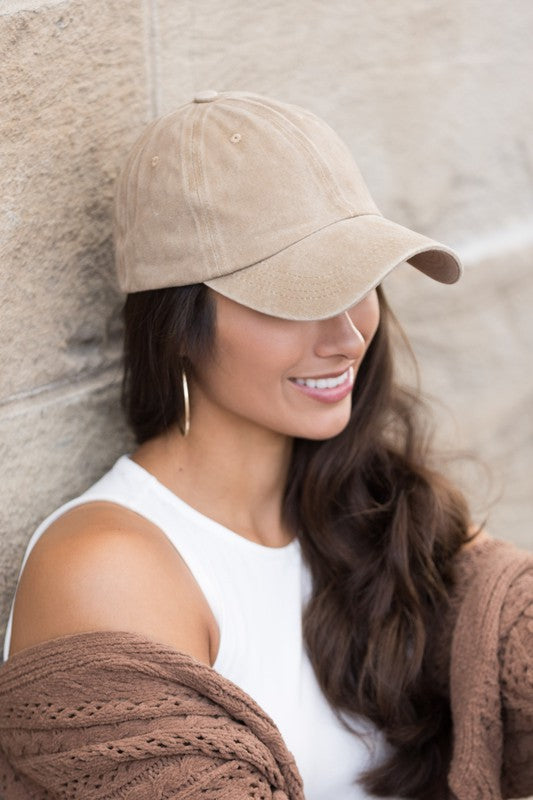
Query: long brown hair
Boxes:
[{"xmin": 122, "ymin": 283, "xmax": 473, "ymax": 799}]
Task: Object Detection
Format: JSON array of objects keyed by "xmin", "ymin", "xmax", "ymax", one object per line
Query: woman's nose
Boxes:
[{"xmin": 313, "ymin": 311, "xmax": 366, "ymax": 359}]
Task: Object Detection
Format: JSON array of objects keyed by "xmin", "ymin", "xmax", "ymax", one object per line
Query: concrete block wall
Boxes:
[{"xmin": 1, "ymin": 0, "xmax": 532, "ymax": 646}]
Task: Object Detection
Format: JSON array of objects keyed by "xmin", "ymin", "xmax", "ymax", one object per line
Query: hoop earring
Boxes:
[{"xmin": 180, "ymin": 368, "xmax": 190, "ymax": 437}]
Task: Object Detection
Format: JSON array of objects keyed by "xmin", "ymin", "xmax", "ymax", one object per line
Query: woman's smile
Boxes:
[{"xmin": 288, "ymin": 365, "xmax": 355, "ymax": 402}]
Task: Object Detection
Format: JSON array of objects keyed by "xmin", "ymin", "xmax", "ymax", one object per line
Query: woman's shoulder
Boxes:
[
  {"xmin": 454, "ymin": 526, "xmax": 533, "ymax": 577},
  {"xmin": 8, "ymin": 501, "xmax": 213, "ymax": 665},
  {"xmin": 451, "ymin": 527, "xmax": 533, "ymax": 635}
]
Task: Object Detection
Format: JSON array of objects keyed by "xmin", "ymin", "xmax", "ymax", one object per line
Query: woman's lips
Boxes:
[{"xmin": 288, "ymin": 366, "xmax": 355, "ymax": 403}]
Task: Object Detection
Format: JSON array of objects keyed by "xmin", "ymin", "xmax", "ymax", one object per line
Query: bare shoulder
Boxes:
[{"xmin": 9, "ymin": 501, "xmax": 214, "ymax": 666}]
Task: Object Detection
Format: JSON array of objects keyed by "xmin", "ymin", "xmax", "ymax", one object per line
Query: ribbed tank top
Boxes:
[{"xmin": 3, "ymin": 454, "xmax": 396, "ymax": 799}]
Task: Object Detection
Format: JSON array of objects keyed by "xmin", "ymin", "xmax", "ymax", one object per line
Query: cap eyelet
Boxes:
[
  {"xmin": 230, "ymin": 133, "xmax": 242, "ymax": 143},
  {"xmin": 193, "ymin": 90, "xmax": 219, "ymax": 103}
]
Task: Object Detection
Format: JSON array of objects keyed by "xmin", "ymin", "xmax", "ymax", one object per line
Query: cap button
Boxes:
[{"xmin": 193, "ymin": 90, "xmax": 219, "ymax": 103}]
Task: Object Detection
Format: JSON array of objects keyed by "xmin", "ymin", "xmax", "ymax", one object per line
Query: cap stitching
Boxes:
[
  {"xmin": 119, "ymin": 125, "xmax": 158, "ymax": 292},
  {"xmin": 199, "ymin": 105, "xmax": 228, "ymax": 275},
  {"xmin": 188, "ymin": 106, "xmax": 225, "ymax": 277},
  {"xmin": 181, "ymin": 106, "xmax": 206, "ymax": 282},
  {"xmin": 208, "ymin": 244, "xmax": 458, "ymax": 300},
  {"xmin": 202, "ymin": 212, "xmax": 382, "ymax": 282}
]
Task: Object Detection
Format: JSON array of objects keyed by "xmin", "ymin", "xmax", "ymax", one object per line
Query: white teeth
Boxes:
[{"xmin": 294, "ymin": 367, "xmax": 353, "ymax": 389}]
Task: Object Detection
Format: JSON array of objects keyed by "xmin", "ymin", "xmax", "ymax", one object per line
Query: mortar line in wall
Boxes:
[
  {"xmin": 147, "ymin": 0, "xmax": 160, "ymax": 118},
  {"xmin": 0, "ymin": 363, "xmax": 123, "ymax": 420}
]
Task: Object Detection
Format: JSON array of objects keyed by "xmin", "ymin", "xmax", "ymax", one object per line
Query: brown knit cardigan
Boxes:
[{"xmin": 0, "ymin": 536, "xmax": 531, "ymax": 800}]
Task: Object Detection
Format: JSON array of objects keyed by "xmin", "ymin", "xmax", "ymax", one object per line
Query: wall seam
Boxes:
[
  {"xmin": 0, "ymin": 364, "xmax": 122, "ymax": 419},
  {"xmin": 147, "ymin": 0, "xmax": 160, "ymax": 118}
]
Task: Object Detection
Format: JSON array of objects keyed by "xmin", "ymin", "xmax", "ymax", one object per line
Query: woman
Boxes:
[{"xmin": 1, "ymin": 90, "xmax": 531, "ymax": 800}]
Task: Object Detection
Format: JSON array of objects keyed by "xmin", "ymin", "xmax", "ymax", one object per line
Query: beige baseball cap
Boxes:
[{"xmin": 114, "ymin": 89, "xmax": 462, "ymax": 320}]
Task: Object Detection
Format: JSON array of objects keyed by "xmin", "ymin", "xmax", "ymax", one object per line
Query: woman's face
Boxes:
[{"xmin": 191, "ymin": 287, "xmax": 381, "ymax": 441}]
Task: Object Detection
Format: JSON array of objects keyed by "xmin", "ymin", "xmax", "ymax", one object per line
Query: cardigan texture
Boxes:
[{"xmin": 0, "ymin": 535, "xmax": 531, "ymax": 800}]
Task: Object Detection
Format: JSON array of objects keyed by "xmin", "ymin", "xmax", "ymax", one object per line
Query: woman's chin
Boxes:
[{"xmin": 290, "ymin": 409, "xmax": 352, "ymax": 441}]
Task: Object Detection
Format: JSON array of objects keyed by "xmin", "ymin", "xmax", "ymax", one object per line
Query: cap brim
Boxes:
[{"xmin": 204, "ymin": 213, "xmax": 462, "ymax": 320}]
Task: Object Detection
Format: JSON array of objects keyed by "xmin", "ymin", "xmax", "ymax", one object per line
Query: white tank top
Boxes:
[{"xmin": 3, "ymin": 454, "xmax": 396, "ymax": 800}]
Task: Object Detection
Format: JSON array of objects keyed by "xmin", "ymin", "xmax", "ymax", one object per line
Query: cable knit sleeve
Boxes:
[
  {"xmin": 0, "ymin": 631, "xmax": 304, "ymax": 800},
  {"xmin": 499, "ymin": 568, "xmax": 533, "ymax": 798}
]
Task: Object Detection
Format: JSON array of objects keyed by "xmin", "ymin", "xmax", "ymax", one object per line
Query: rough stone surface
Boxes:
[{"xmin": 0, "ymin": 0, "xmax": 149, "ymax": 401}]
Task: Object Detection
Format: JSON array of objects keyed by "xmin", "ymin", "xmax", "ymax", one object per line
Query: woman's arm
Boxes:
[
  {"xmin": 500, "ymin": 568, "xmax": 533, "ymax": 797},
  {"xmin": 0, "ymin": 629, "xmax": 302, "ymax": 800}
]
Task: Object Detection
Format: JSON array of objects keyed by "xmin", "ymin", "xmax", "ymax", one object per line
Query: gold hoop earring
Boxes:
[{"xmin": 180, "ymin": 368, "xmax": 190, "ymax": 437}]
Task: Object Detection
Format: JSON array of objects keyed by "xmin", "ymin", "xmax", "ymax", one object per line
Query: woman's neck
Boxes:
[{"xmin": 130, "ymin": 413, "xmax": 295, "ymax": 548}]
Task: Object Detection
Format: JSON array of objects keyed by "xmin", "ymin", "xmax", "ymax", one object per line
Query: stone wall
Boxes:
[{"xmin": 1, "ymin": 0, "xmax": 532, "ymax": 651}]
